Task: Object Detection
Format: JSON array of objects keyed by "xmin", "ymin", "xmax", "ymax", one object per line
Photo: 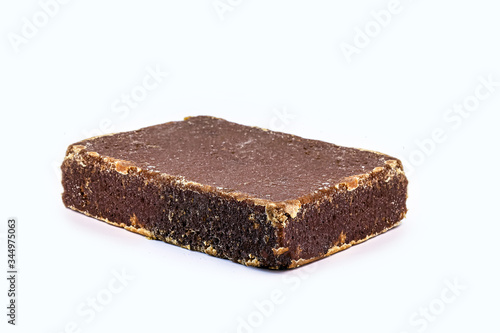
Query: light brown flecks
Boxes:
[
  {"xmin": 71, "ymin": 145, "xmax": 85, "ymax": 155},
  {"xmin": 85, "ymin": 132, "xmax": 116, "ymax": 141},
  {"xmin": 385, "ymin": 159, "xmax": 399, "ymax": 169},
  {"xmin": 265, "ymin": 201, "xmax": 302, "ymax": 228},
  {"xmin": 251, "ymin": 125, "xmax": 269, "ymax": 132},
  {"xmin": 385, "ymin": 159, "xmax": 406, "ymax": 177},
  {"xmin": 339, "ymin": 231, "xmax": 346, "ymax": 244},
  {"xmin": 115, "ymin": 161, "xmax": 131, "ymax": 174},
  {"xmin": 265, "ymin": 203, "xmax": 288, "ymax": 228},
  {"xmin": 238, "ymin": 255, "xmax": 261, "ymax": 267},
  {"xmin": 272, "ymin": 247, "xmax": 289, "ymax": 256},
  {"xmin": 130, "ymin": 214, "xmax": 138, "ymax": 226},
  {"xmin": 379, "ymin": 160, "xmax": 406, "ymax": 181},
  {"xmin": 184, "ymin": 115, "xmax": 221, "ymax": 122},
  {"xmin": 204, "ymin": 245, "xmax": 217, "ymax": 256},
  {"xmin": 122, "ymin": 224, "xmax": 154, "ymax": 238},
  {"xmin": 282, "ymin": 200, "xmax": 301, "ymax": 219},
  {"xmin": 343, "ymin": 176, "xmax": 359, "ymax": 191},
  {"xmin": 87, "ymin": 151, "xmax": 100, "ymax": 158},
  {"xmin": 357, "ymin": 147, "xmax": 386, "ymax": 155},
  {"xmin": 253, "ymin": 222, "xmax": 260, "ymax": 230}
]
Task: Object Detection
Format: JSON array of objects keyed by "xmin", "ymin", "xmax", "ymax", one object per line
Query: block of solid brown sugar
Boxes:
[{"xmin": 61, "ymin": 116, "xmax": 408, "ymax": 269}]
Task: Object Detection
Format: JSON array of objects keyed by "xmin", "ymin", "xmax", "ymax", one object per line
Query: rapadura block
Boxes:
[{"xmin": 61, "ymin": 116, "xmax": 408, "ymax": 269}]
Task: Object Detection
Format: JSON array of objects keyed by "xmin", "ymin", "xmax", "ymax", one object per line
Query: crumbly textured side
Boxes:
[
  {"xmin": 62, "ymin": 142, "xmax": 407, "ymax": 269},
  {"xmin": 280, "ymin": 159, "xmax": 408, "ymax": 266},
  {"xmin": 62, "ymin": 145, "xmax": 289, "ymax": 268},
  {"xmin": 288, "ymin": 221, "xmax": 402, "ymax": 268}
]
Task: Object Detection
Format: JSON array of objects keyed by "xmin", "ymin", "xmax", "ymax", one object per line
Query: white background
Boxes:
[{"xmin": 1, "ymin": 1, "xmax": 499, "ymax": 332}]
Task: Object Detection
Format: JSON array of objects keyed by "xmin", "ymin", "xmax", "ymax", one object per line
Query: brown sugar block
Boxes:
[{"xmin": 61, "ymin": 116, "xmax": 408, "ymax": 269}]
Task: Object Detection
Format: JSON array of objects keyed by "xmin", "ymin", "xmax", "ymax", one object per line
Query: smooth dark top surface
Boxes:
[{"xmin": 75, "ymin": 116, "xmax": 395, "ymax": 202}]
